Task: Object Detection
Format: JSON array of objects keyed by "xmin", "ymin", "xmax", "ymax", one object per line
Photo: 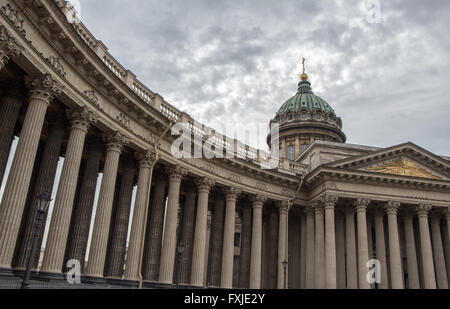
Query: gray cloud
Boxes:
[{"xmin": 79, "ymin": 0, "xmax": 450, "ymax": 155}]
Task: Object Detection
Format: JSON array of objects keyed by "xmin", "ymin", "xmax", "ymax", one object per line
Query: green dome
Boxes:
[{"xmin": 274, "ymin": 79, "xmax": 342, "ymax": 130}]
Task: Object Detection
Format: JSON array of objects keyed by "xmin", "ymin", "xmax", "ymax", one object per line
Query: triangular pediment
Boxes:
[{"xmin": 327, "ymin": 142, "xmax": 450, "ymax": 180}]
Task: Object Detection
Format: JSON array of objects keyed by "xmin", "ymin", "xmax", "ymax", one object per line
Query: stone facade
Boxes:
[{"xmin": 0, "ymin": 0, "xmax": 449, "ymax": 290}]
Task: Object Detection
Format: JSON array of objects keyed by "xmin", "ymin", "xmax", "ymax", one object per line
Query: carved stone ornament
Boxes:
[
  {"xmin": 0, "ymin": 24, "xmax": 24, "ymax": 69},
  {"xmin": 46, "ymin": 55, "xmax": 66, "ymax": 77},
  {"xmin": 195, "ymin": 177, "xmax": 216, "ymax": 192},
  {"xmin": 365, "ymin": 158, "xmax": 442, "ymax": 180},
  {"xmin": 226, "ymin": 187, "xmax": 241, "ymax": 201},
  {"xmin": 1, "ymin": 4, "xmax": 26, "ymax": 36},
  {"xmin": 25, "ymin": 73, "xmax": 64, "ymax": 102},
  {"xmin": 67, "ymin": 105, "xmax": 99, "ymax": 131},
  {"xmin": 135, "ymin": 150, "xmax": 157, "ymax": 168},
  {"xmin": 103, "ymin": 131, "xmax": 130, "ymax": 153}
]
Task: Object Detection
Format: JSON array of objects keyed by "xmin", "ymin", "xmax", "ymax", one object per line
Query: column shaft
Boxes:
[
  {"xmin": 220, "ymin": 188, "xmax": 240, "ymax": 288},
  {"xmin": 159, "ymin": 166, "xmax": 186, "ymax": 284},
  {"xmin": 105, "ymin": 159, "xmax": 135, "ymax": 278},
  {"xmin": 190, "ymin": 177, "xmax": 214, "ymax": 286},
  {"xmin": 314, "ymin": 202, "xmax": 325, "ymax": 289},
  {"xmin": 336, "ymin": 213, "xmax": 346, "ymax": 289},
  {"xmin": 305, "ymin": 207, "xmax": 315, "ymax": 289},
  {"xmin": 300, "ymin": 214, "xmax": 307, "ymax": 289},
  {"xmin": 356, "ymin": 199, "xmax": 370, "ymax": 289},
  {"xmin": 239, "ymin": 204, "xmax": 252, "ymax": 288},
  {"xmin": 85, "ymin": 132, "xmax": 127, "ymax": 277},
  {"xmin": 324, "ymin": 196, "xmax": 337, "ymax": 289},
  {"xmin": 123, "ymin": 151, "xmax": 154, "ymax": 281},
  {"xmin": 249, "ymin": 196, "xmax": 265, "ymax": 289},
  {"xmin": 0, "ymin": 88, "xmax": 52, "ymax": 268},
  {"xmin": 207, "ymin": 195, "xmax": 224, "ymax": 287},
  {"xmin": 385, "ymin": 201, "xmax": 404, "ymax": 289},
  {"xmin": 0, "ymin": 94, "xmax": 22, "ymax": 187},
  {"xmin": 430, "ymin": 214, "xmax": 448, "ymax": 289},
  {"xmin": 41, "ymin": 107, "xmax": 97, "ymax": 274},
  {"xmin": 14, "ymin": 117, "xmax": 65, "ymax": 270},
  {"xmin": 64, "ymin": 139, "xmax": 102, "ymax": 269},
  {"xmin": 417, "ymin": 205, "xmax": 436, "ymax": 289},
  {"xmin": 277, "ymin": 203, "xmax": 288, "ymax": 289},
  {"xmin": 178, "ymin": 185, "xmax": 196, "ymax": 284},
  {"xmin": 403, "ymin": 213, "xmax": 420, "ymax": 289},
  {"xmin": 374, "ymin": 209, "xmax": 389, "ymax": 289}
]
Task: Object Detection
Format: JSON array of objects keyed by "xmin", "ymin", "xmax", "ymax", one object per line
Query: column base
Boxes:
[
  {"xmin": 0, "ymin": 267, "xmax": 14, "ymax": 277},
  {"xmin": 105, "ymin": 277, "xmax": 139, "ymax": 288}
]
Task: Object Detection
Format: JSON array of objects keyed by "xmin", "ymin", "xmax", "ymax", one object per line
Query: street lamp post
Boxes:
[
  {"xmin": 282, "ymin": 260, "xmax": 288, "ymax": 290},
  {"xmin": 21, "ymin": 192, "xmax": 52, "ymax": 289},
  {"xmin": 176, "ymin": 242, "xmax": 185, "ymax": 288}
]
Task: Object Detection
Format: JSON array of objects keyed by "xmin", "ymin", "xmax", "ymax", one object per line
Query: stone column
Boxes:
[
  {"xmin": 0, "ymin": 74, "xmax": 62, "ymax": 269},
  {"xmin": 190, "ymin": 177, "xmax": 215, "ymax": 287},
  {"xmin": 403, "ymin": 211, "xmax": 420, "ymax": 289},
  {"xmin": 355, "ymin": 198, "xmax": 370, "ymax": 289},
  {"xmin": 417, "ymin": 204, "xmax": 436, "ymax": 289},
  {"xmin": 64, "ymin": 137, "xmax": 103, "ymax": 269},
  {"xmin": 159, "ymin": 166, "xmax": 187, "ymax": 284},
  {"xmin": 0, "ymin": 81, "xmax": 23, "ymax": 186},
  {"xmin": 14, "ymin": 115, "xmax": 65, "ymax": 270},
  {"xmin": 0, "ymin": 25, "xmax": 24, "ymax": 71},
  {"xmin": 277, "ymin": 201, "xmax": 288, "ymax": 289},
  {"xmin": 221, "ymin": 187, "xmax": 241, "ymax": 288},
  {"xmin": 178, "ymin": 182, "xmax": 197, "ymax": 284},
  {"xmin": 313, "ymin": 200, "xmax": 325, "ymax": 289},
  {"xmin": 430, "ymin": 211, "xmax": 448, "ymax": 289},
  {"xmin": 304, "ymin": 206, "xmax": 315, "ymax": 289},
  {"xmin": 385, "ymin": 201, "xmax": 403, "ymax": 289},
  {"xmin": 335, "ymin": 211, "xmax": 346, "ymax": 289},
  {"xmin": 85, "ymin": 131, "xmax": 128, "ymax": 278},
  {"xmin": 105, "ymin": 158, "xmax": 136, "ymax": 278},
  {"xmin": 345, "ymin": 205, "xmax": 357, "ymax": 289},
  {"xmin": 267, "ymin": 208, "xmax": 278, "ymax": 289},
  {"xmin": 374, "ymin": 208, "xmax": 389, "ymax": 289},
  {"xmin": 124, "ymin": 151, "xmax": 155, "ymax": 281},
  {"xmin": 445, "ymin": 208, "xmax": 450, "ymax": 285},
  {"xmin": 300, "ymin": 213, "xmax": 307, "ymax": 289},
  {"xmin": 249, "ymin": 195, "xmax": 266, "ymax": 289},
  {"xmin": 324, "ymin": 195, "xmax": 338, "ymax": 289},
  {"xmin": 239, "ymin": 203, "xmax": 252, "ymax": 289},
  {"xmin": 208, "ymin": 194, "xmax": 225, "ymax": 287}
]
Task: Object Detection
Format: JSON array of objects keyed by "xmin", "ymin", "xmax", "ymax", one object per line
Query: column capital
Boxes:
[
  {"xmin": 103, "ymin": 131, "xmax": 129, "ymax": 154},
  {"xmin": 135, "ymin": 149, "xmax": 157, "ymax": 169},
  {"xmin": 312, "ymin": 200, "xmax": 324, "ymax": 215},
  {"xmin": 195, "ymin": 176, "xmax": 215, "ymax": 193},
  {"xmin": 226, "ymin": 187, "xmax": 241, "ymax": 202},
  {"xmin": 416, "ymin": 204, "xmax": 432, "ymax": 218},
  {"xmin": 166, "ymin": 165, "xmax": 188, "ymax": 183},
  {"xmin": 354, "ymin": 198, "xmax": 370, "ymax": 213},
  {"xmin": 251, "ymin": 195, "xmax": 267, "ymax": 209},
  {"xmin": 25, "ymin": 73, "xmax": 64, "ymax": 103},
  {"xmin": 67, "ymin": 106, "xmax": 99, "ymax": 132},
  {"xmin": 279, "ymin": 201, "xmax": 289, "ymax": 214},
  {"xmin": 0, "ymin": 25, "xmax": 24, "ymax": 69},
  {"xmin": 385, "ymin": 201, "xmax": 401, "ymax": 216},
  {"xmin": 304, "ymin": 205, "xmax": 315, "ymax": 217},
  {"xmin": 323, "ymin": 194, "xmax": 338, "ymax": 210}
]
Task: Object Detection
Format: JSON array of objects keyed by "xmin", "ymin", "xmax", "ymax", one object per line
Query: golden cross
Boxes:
[{"xmin": 302, "ymin": 58, "xmax": 306, "ymax": 74}]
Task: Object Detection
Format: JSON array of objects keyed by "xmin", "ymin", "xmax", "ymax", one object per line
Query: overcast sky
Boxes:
[{"xmin": 76, "ymin": 0, "xmax": 450, "ymax": 155}]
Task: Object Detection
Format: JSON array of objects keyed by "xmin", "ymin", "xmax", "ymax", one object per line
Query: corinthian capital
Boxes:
[
  {"xmin": 25, "ymin": 73, "xmax": 64, "ymax": 103},
  {"xmin": 323, "ymin": 194, "xmax": 338, "ymax": 210},
  {"xmin": 0, "ymin": 25, "xmax": 24, "ymax": 70},
  {"xmin": 195, "ymin": 176, "xmax": 216, "ymax": 193},
  {"xmin": 135, "ymin": 149, "xmax": 157, "ymax": 169},
  {"xmin": 279, "ymin": 201, "xmax": 289, "ymax": 214},
  {"xmin": 416, "ymin": 204, "xmax": 432, "ymax": 218},
  {"xmin": 312, "ymin": 199, "xmax": 324, "ymax": 215},
  {"xmin": 385, "ymin": 201, "xmax": 401, "ymax": 216},
  {"xmin": 167, "ymin": 165, "xmax": 188, "ymax": 183},
  {"xmin": 354, "ymin": 198, "xmax": 370, "ymax": 213},
  {"xmin": 67, "ymin": 106, "xmax": 99, "ymax": 131},
  {"xmin": 103, "ymin": 131, "xmax": 129, "ymax": 153},
  {"xmin": 251, "ymin": 195, "xmax": 267, "ymax": 208},
  {"xmin": 226, "ymin": 187, "xmax": 241, "ymax": 202}
]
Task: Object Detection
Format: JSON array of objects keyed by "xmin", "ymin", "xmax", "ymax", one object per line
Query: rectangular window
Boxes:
[
  {"xmin": 287, "ymin": 145, "xmax": 295, "ymax": 160},
  {"xmin": 301, "ymin": 144, "xmax": 309, "ymax": 153}
]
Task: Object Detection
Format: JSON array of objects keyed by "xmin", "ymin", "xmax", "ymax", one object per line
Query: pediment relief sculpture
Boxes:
[{"xmin": 364, "ymin": 158, "xmax": 442, "ymax": 180}]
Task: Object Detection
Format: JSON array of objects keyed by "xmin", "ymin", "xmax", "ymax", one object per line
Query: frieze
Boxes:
[
  {"xmin": 117, "ymin": 112, "xmax": 131, "ymax": 129},
  {"xmin": 228, "ymin": 174, "xmax": 242, "ymax": 184},
  {"xmin": 45, "ymin": 55, "xmax": 66, "ymax": 77},
  {"xmin": 255, "ymin": 182, "xmax": 268, "ymax": 191},
  {"xmin": 1, "ymin": 3, "xmax": 26, "ymax": 36}
]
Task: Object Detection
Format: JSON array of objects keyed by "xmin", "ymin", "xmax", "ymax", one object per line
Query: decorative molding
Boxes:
[
  {"xmin": 117, "ymin": 112, "xmax": 131, "ymax": 129},
  {"xmin": 228, "ymin": 174, "xmax": 241, "ymax": 184},
  {"xmin": 255, "ymin": 182, "xmax": 267, "ymax": 191},
  {"xmin": 1, "ymin": 3, "xmax": 26, "ymax": 36},
  {"xmin": 0, "ymin": 24, "xmax": 24, "ymax": 69},
  {"xmin": 45, "ymin": 55, "xmax": 66, "ymax": 77}
]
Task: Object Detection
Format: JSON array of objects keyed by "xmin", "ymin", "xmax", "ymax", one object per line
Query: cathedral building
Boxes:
[{"xmin": 0, "ymin": 1, "xmax": 449, "ymax": 289}]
